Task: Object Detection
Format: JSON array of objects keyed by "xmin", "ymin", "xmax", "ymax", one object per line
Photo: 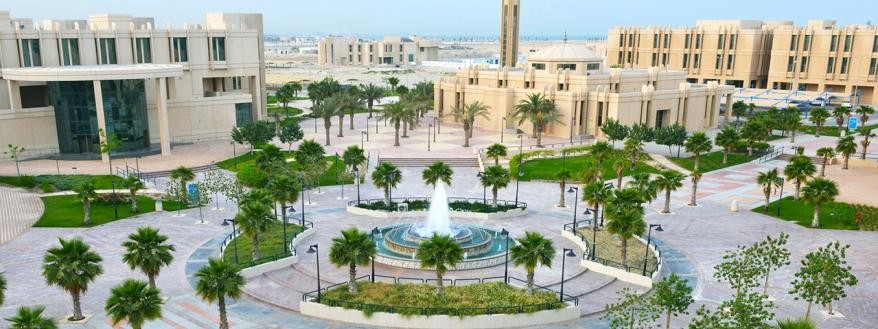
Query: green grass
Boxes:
[
  {"xmin": 799, "ymin": 123, "xmax": 878, "ymax": 137},
  {"xmin": 34, "ymin": 194, "xmax": 189, "ymax": 227},
  {"xmin": 0, "ymin": 175, "xmax": 125, "ymax": 192},
  {"xmin": 517, "ymin": 155, "xmax": 660, "ymax": 182},
  {"xmin": 319, "ymin": 281, "xmax": 564, "ymax": 316},
  {"xmin": 669, "ymin": 151, "xmax": 759, "ymax": 173},
  {"xmin": 267, "ymin": 106, "xmax": 303, "ymax": 117},
  {"xmin": 267, "ymin": 95, "xmax": 307, "ymax": 104},
  {"xmin": 222, "ymin": 221, "xmax": 304, "ymax": 266},
  {"xmin": 304, "ymin": 107, "xmax": 376, "ymax": 118},
  {"xmin": 576, "ymin": 228, "xmax": 658, "ymax": 274},
  {"xmin": 753, "ymin": 196, "xmax": 859, "ymax": 230},
  {"xmin": 216, "ymin": 151, "xmax": 352, "ymax": 186}
]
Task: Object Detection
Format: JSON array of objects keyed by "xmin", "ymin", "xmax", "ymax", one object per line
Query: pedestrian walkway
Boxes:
[{"xmin": 0, "ymin": 185, "xmax": 43, "ymax": 245}]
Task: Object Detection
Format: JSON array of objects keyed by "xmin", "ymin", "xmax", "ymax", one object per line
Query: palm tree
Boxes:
[
  {"xmin": 169, "ymin": 166, "xmax": 194, "ymax": 201},
  {"xmin": 74, "ymin": 180, "xmax": 97, "ymax": 226},
  {"xmin": 0, "ymin": 272, "xmax": 5, "ymax": 305},
  {"xmin": 623, "ymin": 138, "xmax": 646, "ymax": 169},
  {"xmin": 579, "ymin": 159, "xmax": 604, "ymax": 185},
  {"xmin": 589, "ymin": 141, "xmax": 615, "ymax": 166},
  {"xmin": 832, "ymin": 106, "xmax": 851, "ymax": 132},
  {"xmin": 654, "ymin": 170, "xmax": 685, "ymax": 213},
  {"xmin": 345, "ymin": 86, "xmax": 365, "ymax": 130},
  {"xmin": 42, "ymin": 238, "xmax": 103, "ymax": 321},
  {"xmin": 342, "ymin": 145, "xmax": 367, "ymax": 172},
  {"xmin": 858, "ymin": 127, "xmax": 875, "ymax": 159},
  {"xmin": 815, "ymin": 147, "xmax": 835, "ymax": 177},
  {"xmin": 604, "ymin": 188, "xmax": 646, "ymax": 268},
  {"xmin": 379, "ymin": 102, "xmax": 412, "ymax": 147},
  {"xmin": 684, "ymin": 132, "xmax": 713, "ymax": 171},
  {"xmin": 334, "ymin": 93, "xmax": 357, "ymax": 137},
  {"xmin": 104, "ymin": 279, "xmax": 162, "ymax": 329},
  {"xmin": 786, "ymin": 111, "xmax": 802, "ymax": 143},
  {"xmin": 267, "ymin": 174, "xmax": 300, "ymax": 238},
  {"xmin": 415, "ymin": 234, "xmax": 463, "ymax": 296},
  {"xmin": 486, "ymin": 143, "xmax": 508, "ymax": 165},
  {"xmin": 359, "ymin": 83, "xmax": 385, "ymax": 118},
  {"xmin": 448, "ymin": 101, "xmax": 490, "ymax": 147},
  {"xmin": 310, "ymin": 95, "xmax": 341, "ymax": 146},
  {"xmin": 400, "ymin": 95, "xmax": 421, "ymax": 138},
  {"xmin": 5, "ymin": 306, "xmax": 57, "ymax": 329},
  {"xmin": 582, "ymin": 181, "xmax": 612, "ymax": 229},
  {"xmin": 422, "ymin": 161, "xmax": 453, "ymax": 187},
  {"xmin": 775, "ymin": 318, "xmax": 816, "ymax": 329},
  {"xmin": 612, "ymin": 158, "xmax": 633, "ymax": 188},
  {"xmin": 479, "ymin": 165, "xmax": 511, "ymax": 206},
  {"xmin": 835, "ymin": 136, "xmax": 857, "ymax": 169},
  {"xmin": 122, "ymin": 227, "xmax": 175, "ymax": 289},
  {"xmin": 556, "ymin": 169, "xmax": 572, "ymax": 207},
  {"xmin": 714, "ymin": 126, "xmax": 740, "ymax": 164},
  {"xmin": 329, "ymin": 229, "xmax": 377, "ymax": 293},
  {"xmin": 512, "ymin": 94, "xmax": 562, "ymax": 147},
  {"xmin": 372, "ymin": 162, "xmax": 402, "ymax": 206},
  {"xmin": 784, "ymin": 156, "xmax": 816, "ymax": 199},
  {"xmin": 509, "ymin": 231, "xmax": 555, "ymax": 295},
  {"xmin": 756, "ymin": 168, "xmax": 782, "ymax": 210},
  {"xmin": 809, "ymin": 107, "xmax": 830, "ymax": 137},
  {"xmin": 855, "ymin": 105, "xmax": 874, "ymax": 127},
  {"xmin": 195, "ymin": 258, "xmax": 244, "ymax": 329},
  {"xmin": 275, "ymin": 83, "xmax": 294, "ymax": 117},
  {"xmin": 688, "ymin": 170, "xmax": 702, "ymax": 207},
  {"xmin": 741, "ymin": 120, "xmax": 768, "ymax": 156},
  {"xmin": 235, "ymin": 199, "xmax": 273, "ymax": 260},
  {"xmin": 290, "ymin": 81, "xmax": 303, "ymax": 99},
  {"xmin": 386, "ymin": 76, "xmax": 400, "ymax": 92},
  {"xmin": 629, "ymin": 173, "xmax": 658, "ymax": 204},
  {"xmin": 801, "ymin": 177, "xmax": 840, "ymax": 228},
  {"xmin": 122, "ymin": 176, "xmax": 145, "ymax": 213}
]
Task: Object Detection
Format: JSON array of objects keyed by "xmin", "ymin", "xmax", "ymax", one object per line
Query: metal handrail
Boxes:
[
  {"xmin": 757, "ymin": 146, "xmax": 784, "ymax": 163},
  {"xmin": 564, "ymin": 223, "xmax": 660, "ymax": 277},
  {"xmin": 219, "ymin": 218, "xmax": 314, "ymax": 269}
]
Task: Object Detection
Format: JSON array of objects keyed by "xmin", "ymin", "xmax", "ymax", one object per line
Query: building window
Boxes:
[
  {"xmin": 619, "ymin": 34, "xmax": 625, "ymax": 46},
  {"xmin": 531, "ymin": 63, "xmax": 546, "ymax": 70},
  {"xmin": 348, "ymin": 44, "xmax": 353, "ymax": 52},
  {"xmin": 682, "ymin": 54, "xmax": 689, "ymax": 68},
  {"xmin": 684, "ymin": 34, "xmax": 691, "ymax": 48},
  {"xmin": 134, "ymin": 38, "xmax": 151, "ymax": 64},
  {"xmin": 870, "ymin": 58, "xmax": 878, "ymax": 75},
  {"xmin": 715, "ymin": 54, "xmax": 723, "ymax": 69},
  {"xmin": 718, "ymin": 34, "xmax": 725, "ymax": 49},
  {"xmin": 617, "ymin": 51, "xmax": 623, "ymax": 63},
  {"xmin": 789, "ymin": 35, "xmax": 798, "ymax": 51},
  {"xmin": 172, "ymin": 37, "xmax": 188, "ymax": 62},
  {"xmin": 211, "ymin": 37, "xmax": 226, "ymax": 61},
  {"xmin": 844, "ymin": 35, "xmax": 853, "ymax": 52},
  {"xmin": 694, "ymin": 54, "xmax": 701, "ymax": 68},
  {"xmin": 840, "ymin": 57, "xmax": 849, "ymax": 74},
  {"xmin": 873, "ymin": 36, "xmax": 878, "ymax": 52},
  {"xmin": 98, "ymin": 38, "xmax": 117, "ymax": 64},
  {"xmin": 557, "ymin": 63, "xmax": 577, "ymax": 70},
  {"xmin": 662, "ymin": 53, "xmax": 668, "ymax": 66},
  {"xmin": 729, "ymin": 34, "xmax": 737, "ymax": 50},
  {"xmin": 726, "ymin": 55, "xmax": 734, "ymax": 70},
  {"xmin": 235, "ymin": 103, "xmax": 252, "ymax": 126},
  {"xmin": 232, "ymin": 77, "xmax": 243, "ymax": 90},
  {"xmin": 408, "ymin": 54, "xmax": 415, "ymax": 62},
  {"xmin": 626, "ymin": 52, "xmax": 632, "ymax": 64},
  {"xmin": 587, "ymin": 63, "xmax": 600, "ymax": 70},
  {"xmin": 787, "ymin": 56, "xmax": 796, "ymax": 72},
  {"xmin": 651, "ymin": 53, "xmax": 657, "ymax": 66},
  {"xmin": 60, "ymin": 38, "xmax": 79, "ymax": 66},
  {"xmin": 827, "ymin": 57, "xmax": 836, "ymax": 73},
  {"xmin": 830, "ymin": 35, "xmax": 838, "ymax": 52},
  {"xmin": 20, "ymin": 39, "xmax": 41, "ymax": 67},
  {"xmin": 803, "ymin": 35, "xmax": 812, "ymax": 51},
  {"xmin": 695, "ymin": 34, "xmax": 702, "ymax": 49},
  {"xmin": 653, "ymin": 34, "xmax": 658, "ymax": 48},
  {"xmin": 628, "ymin": 34, "xmax": 634, "ymax": 45},
  {"xmin": 800, "ymin": 56, "xmax": 809, "ymax": 72},
  {"xmin": 663, "ymin": 34, "xmax": 670, "ymax": 48}
]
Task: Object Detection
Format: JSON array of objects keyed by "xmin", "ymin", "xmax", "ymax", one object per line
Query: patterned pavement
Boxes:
[{"xmin": 0, "ymin": 184, "xmax": 44, "ymax": 245}]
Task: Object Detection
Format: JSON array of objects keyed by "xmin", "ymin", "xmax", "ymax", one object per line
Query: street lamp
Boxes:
[
  {"xmin": 307, "ymin": 244, "xmax": 321, "ymax": 300},
  {"xmin": 642, "ymin": 224, "xmax": 663, "ymax": 276},
  {"xmin": 283, "ymin": 205, "xmax": 294, "ymax": 252},
  {"xmin": 514, "ymin": 131, "xmax": 525, "ymax": 204},
  {"xmin": 477, "ymin": 172, "xmax": 487, "ymax": 204},
  {"xmin": 371, "ymin": 227, "xmax": 380, "ymax": 282},
  {"xmin": 428, "ymin": 124, "xmax": 433, "ymax": 151},
  {"xmin": 500, "ymin": 116, "xmax": 507, "ymax": 143},
  {"xmin": 297, "ymin": 173, "xmax": 307, "ymax": 226},
  {"xmin": 352, "ymin": 167, "xmax": 361, "ymax": 204},
  {"xmin": 230, "ymin": 141, "xmax": 237, "ymax": 169},
  {"xmin": 501, "ymin": 228, "xmax": 511, "ymax": 284},
  {"xmin": 560, "ymin": 248, "xmax": 577, "ymax": 302},
  {"xmin": 361, "ymin": 131, "xmax": 367, "ymax": 149},
  {"xmin": 776, "ymin": 177, "xmax": 785, "ymax": 217},
  {"xmin": 567, "ymin": 186, "xmax": 579, "ymax": 229},
  {"xmin": 111, "ymin": 181, "xmax": 119, "ymax": 219}
]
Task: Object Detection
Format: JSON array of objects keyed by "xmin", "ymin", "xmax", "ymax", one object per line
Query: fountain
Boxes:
[{"xmin": 373, "ymin": 184, "xmax": 509, "ymax": 270}]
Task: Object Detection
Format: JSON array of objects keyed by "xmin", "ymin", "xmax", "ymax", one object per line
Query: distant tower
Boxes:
[{"xmin": 499, "ymin": 0, "xmax": 520, "ymax": 68}]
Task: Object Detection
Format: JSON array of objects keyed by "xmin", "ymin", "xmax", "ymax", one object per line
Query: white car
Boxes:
[{"xmin": 841, "ymin": 101, "xmax": 852, "ymax": 108}]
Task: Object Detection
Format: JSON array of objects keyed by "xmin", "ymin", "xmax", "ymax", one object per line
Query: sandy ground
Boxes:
[{"xmin": 824, "ymin": 159, "xmax": 878, "ymax": 207}]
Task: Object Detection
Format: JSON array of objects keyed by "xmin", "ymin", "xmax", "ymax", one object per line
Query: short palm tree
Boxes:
[
  {"xmin": 122, "ymin": 227, "xmax": 175, "ymax": 289},
  {"xmin": 623, "ymin": 138, "xmax": 645, "ymax": 169},
  {"xmin": 479, "ymin": 165, "xmax": 511, "ymax": 206},
  {"xmin": 169, "ymin": 166, "xmax": 194, "ymax": 201},
  {"xmin": 267, "ymin": 173, "xmax": 300, "ymax": 240},
  {"xmin": 74, "ymin": 180, "xmax": 97, "ymax": 226},
  {"xmin": 556, "ymin": 169, "xmax": 572, "ymax": 207},
  {"xmin": 329, "ymin": 228, "xmax": 377, "ymax": 293},
  {"xmin": 815, "ymin": 147, "xmax": 835, "ymax": 176},
  {"xmin": 512, "ymin": 93, "xmax": 562, "ymax": 147},
  {"xmin": 235, "ymin": 199, "xmax": 274, "ymax": 260},
  {"xmin": 809, "ymin": 107, "xmax": 830, "ymax": 137},
  {"xmin": 855, "ymin": 105, "xmax": 874, "ymax": 127},
  {"xmin": 582, "ymin": 181, "xmax": 613, "ymax": 229},
  {"xmin": 5, "ymin": 306, "xmax": 57, "ymax": 329},
  {"xmin": 756, "ymin": 168, "xmax": 782, "ymax": 210},
  {"xmin": 786, "ymin": 111, "xmax": 802, "ymax": 143},
  {"xmin": 784, "ymin": 156, "xmax": 816, "ymax": 199},
  {"xmin": 486, "ymin": 143, "xmax": 508, "ymax": 165},
  {"xmin": 684, "ymin": 132, "xmax": 713, "ymax": 171},
  {"xmin": 104, "ymin": 279, "xmax": 162, "ymax": 329},
  {"xmin": 858, "ymin": 127, "xmax": 875, "ymax": 160},
  {"xmin": 741, "ymin": 120, "xmax": 768, "ymax": 156},
  {"xmin": 342, "ymin": 145, "xmax": 367, "ymax": 172},
  {"xmin": 835, "ymin": 136, "xmax": 857, "ymax": 169},
  {"xmin": 372, "ymin": 162, "xmax": 402, "ymax": 206},
  {"xmin": 578, "ymin": 159, "xmax": 604, "ymax": 185},
  {"xmin": 832, "ymin": 106, "xmax": 851, "ymax": 132},
  {"xmin": 379, "ymin": 102, "xmax": 412, "ymax": 146},
  {"xmin": 714, "ymin": 126, "xmax": 740, "ymax": 164},
  {"xmin": 422, "ymin": 161, "xmax": 454, "ymax": 187},
  {"xmin": 122, "ymin": 175, "xmax": 145, "ymax": 213},
  {"xmin": 448, "ymin": 101, "xmax": 491, "ymax": 147},
  {"xmin": 688, "ymin": 170, "xmax": 702, "ymax": 207},
  {"xmin": 612, "ymin": 158, "xmax": 633, "ymax": 188},
  {"xmin": 509, "ymin": 231, "xmax": 555, "ymax": 295},
  {"xmin": 416, "ymin": 234, "xmax": 463, "ymax": 295},
  {"xmin": 359, "ymin": 83, "xmax": 385, "ymax": 118},
  {"xmin": 629, "ymin": 173, "xmax": 658, "ymax": 203},
  {"xmin": 801, "ymin": 177, "xmax": 839, "ymax": 228},
  {"xmin": 42, "ymin": 238, "xmax": 104, "ymax": 321},
  {"xmin": 195, "ymin": 258, "xmax": 244, "ymax": 329},
  {"xmin": 589, "ymin": 141, "xmax": 614, "ymax": 166},
  {"xmin": 654, "ymin": 170, "xmax": 685, "ymax": 213},
  {"xmin": 310, "ymin": 95, "xmax": 341, "ymax": 146},
  {"xmin": 604, "ymin": 188, "xmax": 646, "ymax": 268}
]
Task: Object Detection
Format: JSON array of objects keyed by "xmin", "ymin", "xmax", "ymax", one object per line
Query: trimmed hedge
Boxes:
[{"xmin": 853, "ymin": 204, "xmax": 878, "ymax": 231}]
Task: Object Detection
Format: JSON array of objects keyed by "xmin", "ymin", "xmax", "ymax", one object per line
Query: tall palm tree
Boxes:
[
  {"xmin": 786, "ymin": 111, "xmax": 802, "ymax": 143},
  {"xmin": 629, "ymin": 173, "xmax": 658, "ymax": 204},
  {"xmin": 582, "ymin": 181, "xmax": 612, "ymax": 229},
  {"xmin": 371, "ymin": 162, "xmax": 402, "ymax": 206},
  {"xmin": 604, "ymin": 188, "xmax": 646, "ymax": 268},
  {"xmin": 784, "ymin": 156, "xmax": 816, "ymax": 199},
  {"xmin": 122, "ymin": 227, "xmax": 175, "ymax": 289},
  {"xmin": 479, "ymin": 165, "xmax": 511, "ymax": 206},
  {"xmin": 378, "ymin": 102, "xmax": 412, "ymax": 147},
  {"xmin": 801, "ymin": 177, "xmax": 840, "ymax": 228},
  {"xmin": 5, "ymin": 306, "xmax": 57, "ymax": 329},
  {"xmin": 290, "ymin": 81, "xmax": 303, "ymax": 99},
  {"xmin": 359, "ymin": 83, "xmax": 385, "ymax": 119},
  {"xmin": 104, "ymin": 279, "xmax": 162, "ymax": 329},
  {"xmin": 275, "ymin": 83, "xmax": 294, "ymax": 117},
  {"xmin": 415, "ymin": 234, "xmax": 463, "ymax": 296},
  {"xmin": 235, "ymin": 199, "xmax": 274, "ymax": 260},
  {"xmin": 42, "ymin": 238, "xmax": 103, "ymax": 321},
  {"xmin": 267, "ymin": 174, "xmax": 300, "ymax": 238},
  {"xmin": 579, "ymin": 159, "xmax": 604, "ymax": 185},
  {"xmin": 422, "ymin": 161, "xmax": 454, "ymax": 187},
  {"xmin": 684, "ymin": 132, "xmax": 713, "ymax": 171},
  {"xmin": 399, "ymin": 95, "xmax": 421, "ymax": 138},
  {"xmin": 512, "ymin": 93, "xmax": 562, "ymax": 147},
  {"xmin": 589, "ymin": 141, "xmax": 615, "ymax": 166},
  {"xmin": 122, "ymin": 176, "xmax": 145, "ymax": 213},
  {"xmin": 612, "ymin": 159, "xmax": 633, "ymax": 188},
  {"xmin": 623, "ymin": 138, "xmax": 646, "ymax": 170},
  {"xmin": 448, "ymin": 101, "xmax": 491, "ymax": 147},
  {"xmin": 195, "ymin": 258, "xmax": 244, "ymax": 329},
  {"xmin": 74, "ymin": 180, "xmax": 97, "ymax": 226},
  {"xmin": 835, "ymin": 136, "xmax": 857, "ymax": 170},
  {"xmin": 170, "ymin": 166, "xmax": 194, "ymax": 201},
  {"xmin": 855, "ymin": 105, "xmax": 874, "ymax": 127},
  {"xmin": 329, "ymin": 229, "xmax": 377, "ymax": 293},
  {"xmin": 858, "ymin": 127, "xmax": 875, "ymax": 159},
  {"xmin": 832, "ymin": 106, "xmax": 851, "ymax": 132},
  {"xmin": 714, "ymin": 126, "xmax": 740, "ymax": 164},
  {"xmin": 809, "ymin": 107, "xmax": 830, "ymax": 137},
  {"xmin": 310, "ymin": 95, "xmax": 341, "ymax": 146},
  {"xmin": 486, "ymin": 143, "xmax": 508, "ymax": 165},
  {"xmin": 345, "ymin": 86, "xmax": 365, "ymax": 130},
  {"xmin": 654, "ymin": 170, "xmax": 685, "ymax": 214},
  {"xmin": 556, "ymin": 169, "xmax": 572, "ymax": 207},
  {"xmin": 756, "ymin": 168, "xmax": 782, "ymax": 210},
  {"xmin": 386, "ymin": 76, "xmax": 400, "ymax": 92},
  {"xmin": 509, "ymin": 231, "xmax": 555, "ymax": 295},
  {"xmin": 815, "ymin": 147, "xmax": 835, "ymax": 176},
  {"xmin": 342, "ymin": 145, "xmax": 367, "ymax": 172},
  {"xmin": 688, "ymin": 170, "xmax": 702, "ymax": 207}
]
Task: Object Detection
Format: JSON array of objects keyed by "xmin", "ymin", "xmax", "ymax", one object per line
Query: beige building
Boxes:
[
  {"xmin": 499, "ymin": 0, "xmax": 520, "ymax": 68},
  {"xmin": 0, "ymin": 11, "xmax": 266, "ymax": 161},
  {"xmin": 435, "ymin": 44, "xmax": 735, "ymax": 140},
  {"xmin": 317, "ymin": 36, "xmax": 439, "ymax": 66}
]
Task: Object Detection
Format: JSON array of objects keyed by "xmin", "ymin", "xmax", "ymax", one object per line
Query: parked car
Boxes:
[
  {"xmin": 841, "ymin": 101, "xmax": 852, "ymax": 108},
  {"xmin": 810, "ymin": 97, "xmax": 826, "ymax": 106}
]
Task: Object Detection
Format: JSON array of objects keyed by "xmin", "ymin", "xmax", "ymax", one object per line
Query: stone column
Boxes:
[
  {"xmin": 92, "ymin": 80, "xmax": 109, "ymax": 163},
  {"xmin": 724, "ymin": 93, "xmax": 733, "ymax": 122},
  {"xmin": 155, "ymin": 78, "xmax": 172, "ymax": 156}
]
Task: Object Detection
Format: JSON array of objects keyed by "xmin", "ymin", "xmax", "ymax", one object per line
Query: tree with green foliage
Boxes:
[
  {"xmin": 266, "ymin": 174, "xmax": 299, "ymax": 243},
  {"xmin": 234, "ymin": 197, "xmax": 274, "ymax": 260},
  {"xmin": 629, "ymin": 173, "xmax": 658, "ymax": 203},
  {"xmin": 5, "ymin": 306, "xmax": 57, "ymax": 329},
  {"xmin": 334, "ymin": 92, "xmax": 360, "ymax": 135},
  {"xmin": 295, "ymin": 139, "xmax": 325, "ymax": 166},
  {"xmin": 344, "ymin": 85, "xmax": 364, "ymax": 130},
  {"xmin": 688, "ymin": 170, "xmax": 702, "ymax": 207},
  {"xmin": 275, "ymin": 83, "xmax": 294, "ymax": 117},
  {"xmin": 579, "ymin": 159, "xmax": 604, "ymax": 185},
  {"xmin": 372, "ymin": 162, "xmax": 402, "ymax": 206},
  {"xmin": 556, "ymin": 169, "xmax": 573, "ymax": 207},
  {"xmin": 195, "ymin": 258, "xmax": 244, "ymax": 329},
  {"xmin": 416, "ymin": 234, "xmax": 463, "ymax": 296},
  {"xmin": 835, "ymin": 135, "xmax": 857, "ymax": 170},
  {"xmin": 604, "ymin": 287, "xmax": 660, "ymax": 329},
  {"xmin": 714, "ymin": 126, "xmax": 740, "ymax": 164},
  {"xmin": 775, "ymin": 318, "xmax": 816, "ymax": 329},
  {"xmin": 832, "ymin": 106, "xmax": 851, "ymax": 132},
  {"xmin": 756, "ymin": 168, "xmax": 782, "ymax": 211},
  {"xmin": 654, "ymin": 124, "xmax": 687, "ymax": 157},
  {"xmin": 359, "ymin": 83, "xmax": 385, "ymax": 118},
  {"xmin": 329, "ymin": 228, "xmax": 377, "ymax": 293},
  {"xmin": 379, "ymin": 101, "xmax": 413, "ymax": 146},
  {"xmin": 509, "ymin": 231, "xmax": 555, "ymax": 295},
  {"xmin": 858, "ymin": 127, "xmax": 875, "ymax": 159},
  {"xmin": 785, "ymin": 111, "xmax": 802, "ymax": 143},
  {"xmin": 809, "ymin": 107, "xmax": 830, "ymax": 137},
  {"xmin": 4, "ymin": 144, "xmax": 26, "ymax": 177},
  {"xmin": 449, "ymin": 101, "xmax": 491, "ymax": 147},
  {"xmin": 654, "ymin": 170, "xmax": 685, "ymax": 214},
  {"xmin": 752, "ymin": 233, "xmax": 791, "ymax": 295},
  {"xmin": 310, "ymin": 95, "xmax": 341, "ymax": 146},
  {"xmin": 732, "ymin": 100, "xmax": 749, "ymax": 122},
  {"xmin": 815, "ymin": 147, "xmax": 835, "ymax": 177},
  {"xmin": 485, "ymin": 143, "xmax": 508, "ymax": 165},
  {"xmin": 307, "ymin": 77, "xmax": 342, "ymax": 106},
  {"xmin": 170, "ymin": 166, "xmax": 195, "ymax": 203},
  {"xmin": 122, "ymin": 227, "xmax": 175, "ymax": 289},
  {"xmin": 479, "ymin": 165, "xmax": 511, "ymax": 206},
  {"xmin": 855, "ymin": 105, "xmax": 874, "ymax": 128},
  {"xmin": 342, "ymin": 145, "xmax": 367, "ymax": 172},
  {"xmin": 230, "ymin": 121, "xmax": 275, "ymax": 150},
  {"xmin": 801, "ymin": 177, "xmax": 840, "ymax": 228},
  {"xmin": 741, "ymin": 120, "xmax": 768, "ymax": 156},
  {"xmin": 42, "ymin": 238, "xmax": 103, "ymax": 321},
  {"xmin": 628, "ymin": 123, "xmax": 654, "ymax": 142},
  {"xmin": 121, "ymin": 176, "xmax": 145, "ymax": 213},
  {"xmin": 422, "ymin": 161, "xmax": 453, "ymax": 187},
  {"xmin": 790, "ymin": 241, "xmax": 858, "ymax": 320},
  {"xmin": 582, "ymin": 181, "xmax": 613, "ymax": 229},
  {"xmin": 604, "ymin": 188, "xmax": 646, "ymax": 268},
  {"xmin": 0, "ymin": 272, "xmax": 4, "ymax": 305},
  {"xmin": 652, "ymin": 273, "xmax": 694, "ymax": 329},
  {"xmin": 386, "ymin": 76, "xmax": 400, "ymax": 92},
  {"xmin": 688, "ymin": 292, "xmax": 775, "ymax": 329},
  {"xmin": 278, "ymin": 120, "xmax": 304, "ymax": 150},
  {"xmin": 512, "ymin": 93, "xmax": 562, "ymax": 147},
  {"xmin": 684, "ymin": 132, "xmax": 713, "ymax": 172},
  {"xmin": 784, "ymin": 156, "xmax": 816, "ymax": 199},
  {"xmin": 74, "ymin": 180, "xmax": 97, "ymax": 226},
  {"xmin": 99, "ymin": 129, "xmax": 121, "ymax": 175},
  {"xmin": 623, "ymin": 138, "xmax": 645, "ymax": 170},
  {"xmin": 589, "ymin": 141, "xmax": 615, "ymax": 165},
  {"xmin": 612, "ymin": 158, "xmax": 633, "ymax": 189},
  {"xmin": 104, "ymin": 279, "xmax": 162, "ymax": 329},
  {"xmin": 715, "ymin": 243, "xmax": 764, "ymax": 295},
  {"xmin": 601, "ymin": 118, "xmax": 629, "ymax": 146}
]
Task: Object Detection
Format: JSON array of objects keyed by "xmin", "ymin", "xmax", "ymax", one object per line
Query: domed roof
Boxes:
[{"xmin": 528, "ymin": 43, "xmax": 602, "ymax": 62}]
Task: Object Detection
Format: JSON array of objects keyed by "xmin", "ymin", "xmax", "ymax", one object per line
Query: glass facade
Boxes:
[{"xmin": 235, "ymin": 103, "xmax": 252, "ymax": 126}]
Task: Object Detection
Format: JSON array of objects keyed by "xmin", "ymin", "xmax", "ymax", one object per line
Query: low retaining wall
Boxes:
[
  {"xmin": 373, "ymin": 252, "xmax": 506, "ymax": 270},
  {"xmin": 347, "ymin": 206, "xmax": 527, "ymax": 220},
  {"xmin": 300, "ymin": 301, "xmax": 580, "ymax": 329},
  {"xmin": 239, "ymin": 227, "xmax": 316, "ymax": 279},
  {"xmin": 560, "ymin": 230, "xmax": 656, "ymax": 288}
]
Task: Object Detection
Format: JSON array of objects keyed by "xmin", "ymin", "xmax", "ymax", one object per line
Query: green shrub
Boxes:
[
  {"xmin": 775, "ymin": 318, "xmax": 816, "ymax": 329},
  {"xmin": 854, "ymin": 204, "xmax": 878, "ymax": 231},
  {"xmin": 39, "ymin": 181, "xmax": 55, "ymax": 193},
  {"xmin": 560, "ymin": 145, "xmax": 591, "ymax": 156},
  {"xmin": 19, "ymin": 175, "xmax": 36, "ymax": 188},
  {"xmin": 235, "ymin": 166, "xmax": 268, "ymax": 187}
]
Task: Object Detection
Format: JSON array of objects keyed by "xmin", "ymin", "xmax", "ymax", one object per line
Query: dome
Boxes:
[{"xmin": 528, "ymin": 43, "xmax": 603, "ymax": 62}]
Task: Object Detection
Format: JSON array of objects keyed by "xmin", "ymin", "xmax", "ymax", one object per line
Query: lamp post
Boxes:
[
  {"xmin": 500, "ymin": 117, "xmax": 507, "ymax": 143},
  {"xmin": 111, "ymin": 181, "xmax": 119, "ymax": 219},
  {"xmin": 352, "ymin": 167, "xmax": 361, "ymax": 204},
  {"xmin": 433, "ymin": 116, "xmax": 440, "ymax": 135},
  {"xmin": 477, "ymin": 172, "xmax": 487, "ymax": 204},
  {"xmin": 643, "ymin": 224, "xmax": 663, "ymax": 276},
  {"xmin": 776, "ymin": 177, "xmax": 785, "ymax": 217},
  {"xmin": 307, "ymin": 244, "xmax": 321, "ymax": 300},
  {"xmin": 283, "ymin": 205, "xmax": 294, "ymax": 252},
  {"xmin": 225, "ymin": 218, "xmax": 239, "ymax": 264},
  {"xmin": 297, "ymin": 173, "xmax": 307, "ymax": 226},
  {"xmin": 371, "ymin": 227, "xmax": 380, "ymax": 282},
  {"xmin": 230, "ymin": 141, "xmax": 237, "ymax": 169},
  {"xmin": 361, "ymin": 131, "xmax": 367, "ymax": 149},
  {"xmin": 567, "ymin": 186, "xmax": 579, "ymax": 229},
  {"xmin": 560, "ymin": 248, "xmax": 576, "ymax": 302},
  {"xmin": 501, "ymin": 228, "xmax": 510, "ymax": 284},
  {"xmin": 428, "ymin": 124, "xmax": 433, "ymax": 151},
  {"xmin": 514, "ymin": 131, "xmax": 524, "ymax": 204}
]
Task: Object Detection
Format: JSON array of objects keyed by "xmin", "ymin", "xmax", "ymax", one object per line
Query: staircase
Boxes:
[
  {"xmin": 777, "ymin": 154, "xmax": 824, "ymax": 165},
  {"xmin": 380, "ymin": 157, "xmax": 480, "ymax": 168}
]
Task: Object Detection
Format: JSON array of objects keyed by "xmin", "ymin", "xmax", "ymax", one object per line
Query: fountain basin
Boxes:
[{"xmin": 373, "ymin": 223, "xmax": 509, "ymax": 270}]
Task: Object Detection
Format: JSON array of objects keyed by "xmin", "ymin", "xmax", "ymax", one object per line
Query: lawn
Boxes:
[
  {"xmin": 0, "ymin": 174, "xmax": 125, "ymax": 192},
  {"xmin": 319, "ymin": 282, "xmax": 564, "ymax": 316},
  {"xmin": 222, "ymin": 221, "xmax": 305, "ymax": 266},
  {"xmin": 517, "ymin": 155, "xmax": 661, "ymax": 182},
  {"xmin": 267, "ymin": 95, "xmax": 308, "ymax": 104},
  {"xmin": 753, "ymin": 196, "xmax": 859, "ymax": 230},
  {"xmin": 216, "ymin": 151, "xmax": 352, "ymax": 186},
  {"xmin": 34, "ymin": 194, "xmax": 188, "ymax": 227},
  {"xmin": 576, "ymin": 228, "xmax": 658, "ymax": 275},
  {"xmin": 267, "ymin": 106, "xmax": 304, "ymax": 117},
  {"xmin": 669, "ymin": 151, "xmax": 759, "ymax": 172}
]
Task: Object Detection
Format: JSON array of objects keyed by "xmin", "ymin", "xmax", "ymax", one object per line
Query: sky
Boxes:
[{"xmin": 7, "ymin": 0, "xmax": 878, "ymax": 37}]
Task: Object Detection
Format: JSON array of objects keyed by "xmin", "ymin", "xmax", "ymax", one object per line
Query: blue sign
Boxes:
[
  {"xmin": 187, "ymin": 183, "xmax": 199, "ymax": 205},
  {"xmin": 848, "ymin": 117, "xmax": 860, "ymax": 130}
]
